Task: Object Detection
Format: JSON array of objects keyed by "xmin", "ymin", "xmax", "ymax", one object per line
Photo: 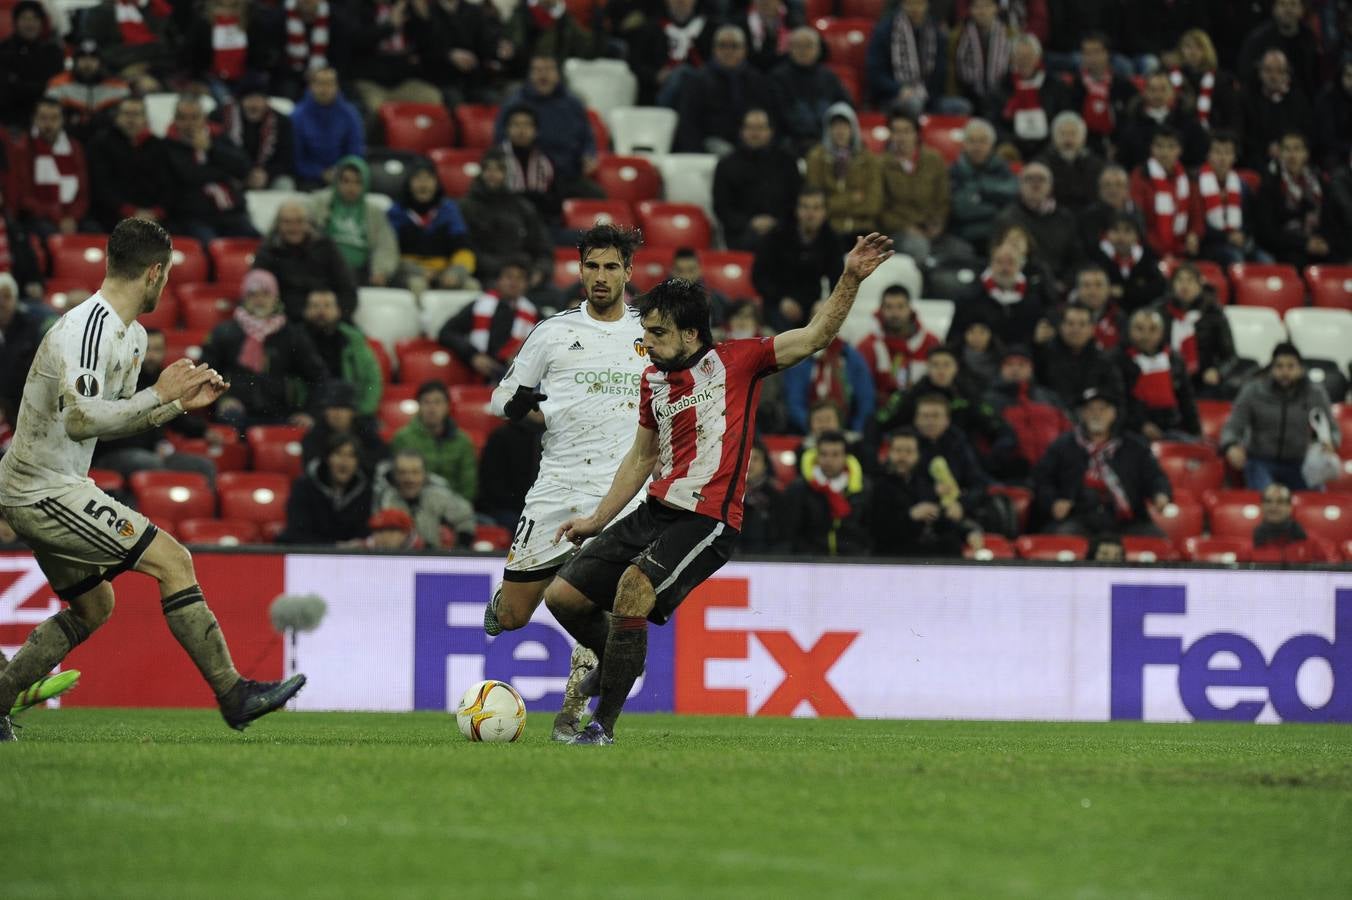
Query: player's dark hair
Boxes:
[
  {"xmin": 416, "ymin": 380, "xmax": 449, "ymax": 401},
  {"xmin": 636, "ymin": 278, "xmax": 714, "ymax": 346},
  {"xmin": 881, "ymin": 283, "xmax": 912, "ymax": 302},
  {"xmin": 577, "ymin": 223, "xmax": 642, "ymax": 267},
  {"xmin": 816, "ymin": 429, "xmax": 849, "ymax": 451},
  {"xmin": 106, "ymin": 218, "xmax": 172, "ymax": 280}
]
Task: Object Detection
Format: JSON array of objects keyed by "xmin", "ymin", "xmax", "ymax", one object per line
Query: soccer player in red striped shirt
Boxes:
[{"xmin": 548, "ymin": 232, "xmax": 894, "ymax": 744}]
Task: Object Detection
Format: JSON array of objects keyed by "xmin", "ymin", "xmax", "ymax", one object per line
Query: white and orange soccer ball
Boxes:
[{"xmin": 455, "ymin": 680, "xmax": 526, "ymax": 742}]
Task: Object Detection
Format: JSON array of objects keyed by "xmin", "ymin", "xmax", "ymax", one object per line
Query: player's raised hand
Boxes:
[
  {"xmin": 555, "ymin": 514, "xmax": 600, "ymax": 547},
  {"xmin": 843, "ymin": 233, "xmax": 894, "ymax": 282},
  {"xmin": 180, "ymin": 369, "xmax": 230, "ymax": 411},
  {"xmin": 153, "ymin": 359, "xmax": 216, "ymax": 403}
]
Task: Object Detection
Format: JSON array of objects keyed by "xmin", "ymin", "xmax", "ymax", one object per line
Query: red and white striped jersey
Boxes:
[{"xmin": 638, "ymin": 337, "xmax": 779, "ymax": 530}]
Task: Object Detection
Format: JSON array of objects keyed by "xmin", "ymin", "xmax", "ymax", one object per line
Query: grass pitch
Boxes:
[{"xmin": 2, "ymin": 710, "xmax": 1349, "ymax": 900}]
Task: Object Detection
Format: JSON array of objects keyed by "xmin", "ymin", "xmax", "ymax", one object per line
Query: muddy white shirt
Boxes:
[
  {"xmin": 491, "ymin": 302, "xmax": 647, "ymax": 497},
  {"xmin": 0, "ymin": 293, "xmax": 149, "ymax": 505}
]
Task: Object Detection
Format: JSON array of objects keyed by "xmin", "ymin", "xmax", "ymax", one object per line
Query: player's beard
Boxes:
[
  {"xmin": 649, "ymin": 347, "xmax": 690, "ymax": 372},
  {"xmin": 140, "ymin": 273, "xmax": 167, "ymax": 314},
  {"xmin": 588, "ymin": 283, "xmax": 622, "ymax": 312}
]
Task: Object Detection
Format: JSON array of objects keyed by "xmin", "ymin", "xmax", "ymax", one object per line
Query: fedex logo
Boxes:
[
  {"xmin": 675, "ymin": 578, "xmax": 859, "ymax": 717},
  {"xmin": 0, "ymin": 555, "xmax": 59, "ymax": 646},
  {"xmin": 411, "ymin": 573, "xmax": 672, "ymax": 713},
  {"xmin": 1111, "ymin": 585, "xmax": 1352, "ymax": 723}
]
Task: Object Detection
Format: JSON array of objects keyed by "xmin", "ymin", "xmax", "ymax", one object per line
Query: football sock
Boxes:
[
  {"xmin": 552, "ymin": 603, "xmax": 612, "ymax": 662},
  {"xmin": 0, "ymin": 609, "xmax": 90, "ymax": 710},
  {"xmin": 0, "ymin": 646, "xmax": 8, "ymax": 674},
  {"xmin": 593, "ymin": 616, "xmax": 648, "ymax": 734},
  {"xmin": 161, "ymin": 585, "xmax": 240, "ymax": 697}
]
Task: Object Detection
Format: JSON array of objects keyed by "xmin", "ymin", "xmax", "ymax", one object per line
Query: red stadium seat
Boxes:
[
  {"xmin": 207, "ymin": 238, "xmax": 260, "ymax": 284},
  {"xmin": 89, "ymin": 468, "xmax": 125, "ymax": 493},
  {"xmin": 1160, "ymin": 257, "xmax": 1230, "ymax": 304},
  {"xmin": 813, "ymin": 17, "xmax": 871, "ymax": 70},
  {"xmin": 1292, "ymin": 493, "xmax": 1352, "ymax": 545},
  {"xmin": 553, "ymin": 246, "xmax": 582, "ymax": 289},
  {"xmin": 203, "ymin": 441, "xmax": 249, "ymax": 473},
  {"xmin": 180, "ymin": 289, "xmax": 235, "ymax": 330},
  {"xmin": 594, "ymin": 155, "xmax": 663, "ymax": 204},
  {"xmin": 856, "ymin": 111, "xmax": 890, "ymax": 154},
  {"xmin": 454, "ymin": 104, "xmax": 499, "ymax": 150},
  {"xmin": 562, "ymin": 198, "xmax": 637, "ymax": 230},
  {"xmin": 1208, "ymin": 495, "xmax": 1264, "ymax": 539},
  {"xmin": 1195, "ymin": 400, "xmax": 1231, "ymax": 447},
  {"xmin": 1014, "ymin": 535, "xmax": 1088, "ymax": 561},
  {"xmin": 1153, "ymin": 441, "xmax": 1225, "ymax": 494},
  {"xmin": 129, "ymin": 470, "xmax": 211, "ymax": 494},
  {"xmin": 47, "ymin": 234, "xmax": 109, "ymax": 283},
  {"xmin": 802, "ymin": 0, "xmax": 833, "ymax": 19},
  {"xmin": 988, "ymin": 484, "xmax": 1033, "ymax": 532},
  {"xmin": 217, "ymin": 472, "xmax": 291, "ymax": 525},
  {"xmin": 563, "ymin": 0, "xmax": 595, "ymax": 26},
  {"xmin": 473, "ymin": 523, "xmax": 512, "ymax": 551},
  {"xmin": 177, "ymin": 517, "xmax": 262, "ymax": 546},
  {"xmin": 163, "ymin": 328, "xmax": 209, "ymax": 363},
  {"xmin": 964, "ymin": 534, "xmax": 1015, "ymax": 560},
  {"xmin": 637, "ymin": 201, "xmax": 712, "ymax": 250},
  {"xmin": 246, "ymin": 425, "xmax": 307, "ymax": 477},
  {"xmin": 827, "ymin": 63, "xmax": 862, "ymax": 106},
  {"xmin": 1184, "ymin": 536, "xmax": 1251, "ymax": 562},
  {"xmin": 395, "ymin": 338, "xmax": 477, "ymax": 386},
  {"xmin": 1151, "ymin": 494, "xmax": 1204, "ymax": 546},
  {"xmin": 1336, "ymin": 403, "xmax": 1352, "ymax": 456},
  {"xmin": 840, "ymin": 0, "xmax": 883, "ymax": 15},
  {"xmin": 1236, "ymin": 168, "xmax": 1262, "ymax": 194},
  {"xmin": 168, "ymin": 239, "xmax": 210, "ymax": 284},
  {"xmin": 1344, "ymin": 540, "xmax": 1352, "ymax": 562},
  {"xmin": 1122, "ymin": 535, "xmax": 1179, "ymax": 562},
  {"xmin": 630, "ymin": 246, "xmax": 677, "ymax": 292},
  {"xmin": 379, "ymin": 102, "xmax": 455, "ymax": 154},
  {"xmin": 448, "ymin": 385, "xmax": 496, "ymax": 441},
  {"xmin": 43, "ymin": 277, "xmax": 97, "ymax": 312},
  {"xmin": 761, "ymin": 435, "xmax": 802, "ymax": 488},
  {"xmin": 1305, "ymin": 265, "xmax": 1352, "ymax": 309},
  {"xmin": 138, "ymin": 288, "xmax": 180, "ymax": 330},
  {"xmin": 134, "ymin": 482, "xmax": 216, "ymax": 526},
  {"xmin": 367, "ymin": 337, "xmax": 393, "ymax": 385},
  {"xmin": 1229, "ymin": 263, "xmax": 1306, "ymax": 314},
  {"xmin": 428, "ymin": 147, "xmax": 482, "ymax": 198},
  {"xmin": 698, "ymin": 250, "xmax": 757, "ymax": 302},
  {"xmin": 920, "ymin": 114, "xmax": 969, "ymax": 165},
  {"xmin": 587, "ymin": 107, "xmax": 610, "ymax": 153},
  {"xmin": 378, "ymin": 385, "xmax": 421, "ymax": 436}
]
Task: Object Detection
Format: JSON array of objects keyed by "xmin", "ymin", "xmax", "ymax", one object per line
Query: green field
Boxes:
[{"xmin": 1, "ymin": 710, "xmax": 1349, "ymax": 899}]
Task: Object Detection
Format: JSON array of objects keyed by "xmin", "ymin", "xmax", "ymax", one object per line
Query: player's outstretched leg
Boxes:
[
  {"xmin": 135, "ymin": 530, "xmax": 305, "ymax": 731},
  {"xmin": 12, "ymin": 669, "xmax": 82, "ymax": 714},
  {"xmin": 0, "ymin": 581, "xmax": 113, "ymax": 742},
  {"xmin": 572, "ymin": 566, "xmax": 654, "ymax": 745},
  {"xmin": 544, "ymin": 580, "xmax": 612, "ymax": 740}
]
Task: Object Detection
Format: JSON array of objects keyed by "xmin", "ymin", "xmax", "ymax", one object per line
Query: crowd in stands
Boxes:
[{"xmin": 2, "ymin": 0, "xmax": 1352, "ymax": 563}]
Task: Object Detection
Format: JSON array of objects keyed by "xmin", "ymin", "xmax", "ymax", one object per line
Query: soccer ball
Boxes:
[{"xmin": 456, "ymin": 680, "xmax": 526, "ymax": 742}]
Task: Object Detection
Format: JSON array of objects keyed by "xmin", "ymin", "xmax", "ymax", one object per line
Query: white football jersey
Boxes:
[
  {"xmin": 0, "ymin": 293, "xmax": 146, "ymax": 505},
  {"xmin": 491, "ymin": 302, "xmax": 647, "ymax": 497}
]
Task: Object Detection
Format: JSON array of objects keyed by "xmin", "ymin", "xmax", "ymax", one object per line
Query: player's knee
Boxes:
[
  {"xmin": 544, "ymin": 578, "xmax": 591, "ymax": 616},
  {"xmin": 72, "ymin": 583, "xmax": 115, "ymax": 630},
  {"xmin": 138, "ymin": 530, "xmax": 196, "ymax": 586},
  {"xmin": 615, "ymin": 566, "xmax": 655, "ymax": 617}
]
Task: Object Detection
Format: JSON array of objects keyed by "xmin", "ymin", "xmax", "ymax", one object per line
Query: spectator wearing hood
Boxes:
[
  {"xmin": 45, "ymin": 40, "xmax": 130, "ymax": 143},
  {"xmin": 299, "ymin": 288, "xmax": 383, "ymax": 417},
  {"xmin": 80, "ymin": 0, "xmax": 175, "ymax": 81},
  {"xmin": 856, "ymin": 283, "xmax": 941, "ymax": 397},
  {"xmin": 675, "ymin": 24, "xmax": 781, "ymax": 155},
  {"xmin": 994, "ymin": 161, "xmax": 1080, "ymax": 284},
  {"xmin": 161, "ymin": 95, "xmax": 258, "ymax": 245},
  {"xmin": 299, "ymin": 379, "xmax": 388, "ymax": 473},
  {"xmin": 310, "ymin": 154, "xmax": 400, "ymax": 287},
  {"xmin": 0, "ymin": 0, "xmax": 64, "ymax": 129},
  {"xmin": 291, "ymin": 67, "xmax": 365, "ymax": 190},
  {"xmin": 199, "ymin": 269, "xmax": 330, "ymax": 431},
  {"xmin": 1033, "ymin": 387, "xmax": 1171, "ymax": 536},
  {"xmin": 387, "ymin": 161, "xmax": 477, "ymax": 292},
  {"xmin": 1113, "ymin": 307, "xmax": 1200, "ymax": 441},
  {"xmin": 876, "ymin": 108, "xmax": 951, "ymax": 263},
  {"xmin": 11, "ymin": 96, "xmax": 95, "ymax": 238},
  {"xmin": 1158, "ymin": 263, "xmax": 1237, "ymax": 399},
  {"xmin": 87, "ymin": 96, "xmax": 171, "ymax": 231},
  {"xmin": 768, "ymin": 26, "xmax": 849, "ymax": 155},
  {"xmin": 281, "ymin": 432, "xmax": 374, "ymax": 545},
  {"xmin": 254, "ymin": 200, "xmax": 358, "ymax": 320},
  {"xmin": 458, "ymin": 150, "xmax": 555, "ymax": 300},
  {"xmin": 782, "ymin": 318, "xmax": 876, "ymax": 436},
  {"xmin": 806, "ymin": 103, "xmax": 883, "ymax": 239},
  {"xmin": 493, "ymin": 54, "xmax": 603, "ymax": 197},
  {"xmin": 180, "ymin": 0, "xmax": 278, "ymax": 101},
  {"xmin": 213, "ymin": 75, "xmax": 297, "ymax": 191},
  {"xmin": 374, "ymin": 449, "xmax": 476, "ymax": 548},
  {"xmin": 390, "ymin": 380, "xmax": 478, "ymax": 501},
  {"xmin": 714, "ymin": 108, "xmax": 802, "ymax": 251},
  {"xmin": 866, "ymin": 0, "xmax": 949, "ymax": 115},
  {"xmin": 985, "ymin": 344, "xmax": 1070, "ymax": 479}
]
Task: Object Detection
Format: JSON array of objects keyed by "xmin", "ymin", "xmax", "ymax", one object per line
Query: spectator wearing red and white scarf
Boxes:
[
  {"xmin": 856, "ymin": 284, "xmax": 940, "ymax": 397},
  {"xmin": 1128, "ymin": 127, "xmax": 1202, "ymax": 258},
  {"xmin": 1088, "ymin": 213, "xmax": 1167, "ymax": 316},
  {"xmin": 950, "ymin": 239, "xmax": 1050, "ymax": 348},
  {"xmin": 1159, "ymin": 263, "xmax": 1237, "ymax": 397},
  {"xmin": 180, "ymin": 0, "xmax": 275, "ymax": 98},
  {"xmin": 1190, "ymin": 130, "xmax": 1255, "ymax": 267},
  {"xmin": 350, "ymin": 0, "xmax": 441, "ymax": 115},
  {"xmin": 1254, "ymin": 131, "xmax": 1331, "ymax": 267},
  {"xmin": 437, "ymin": 259, "xmax": 540, "ymax": 383},
  {"xmin": 735, "ymin": 0, "xmax": 800, "ymax": 73},
  {"xmin": 865, "ymin": 0, "xmax": 947, "ymax": 114},
  {"xmin": 997, "ymin": 33, "xmax": 1070, "ymax": 160},
  {"xmin": 12, "ymin": 97, "xmax": 92, "ymax": 237},
  {"xmin": 215, "ymin": 77, "xmax": 297, "ymax": 191},
  {"xmin": 1068, "ymin": 31, "xmax": 1136, "ymax": 158},
  {"xmin": 1173, "ymin": 29, "xmax": 1240, "ymax": 135},
  {"xmin": 1113, "ymin": 307, "xmax": 1200, "ymax": 441},
  {"xmin": 782, "ymin": 430, "xmax": 872, "ymax": 557},
  {"xmin": 81, "ymin": 0, "xmax": 175, "ymax": 78}
]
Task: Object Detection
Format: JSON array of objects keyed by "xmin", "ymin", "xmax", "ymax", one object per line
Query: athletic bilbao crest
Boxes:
[
  {"xmin": 699, "ymin": 357, "xmax": 715, "ymax": 376},
  {"xmin": 75, "ymin": 374, "xmax": 99, "ymax": 397}
]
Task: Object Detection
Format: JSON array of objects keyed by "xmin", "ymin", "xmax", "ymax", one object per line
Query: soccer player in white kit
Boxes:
[
  {"xmin": 0, "ymin": 219, "xmax": 305, "ymax": 741},
  {"xmin": 481, "ymin": 225, "xmax": 647, "ymax": 741}
]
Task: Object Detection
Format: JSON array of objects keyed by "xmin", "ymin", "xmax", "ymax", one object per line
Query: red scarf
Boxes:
[
  {"xmin": 211, "ymin": 14, "xmax": 248, "ymax": 81},
  {"xmin": 1080, "ymin": 70, "xmax": 1114, "ymax": 135},
  {"xmin": 981, "ymin": 267, "xmax": 1026, "ymax": 304},
  {"xmin": 661, "ymin": 15, "xmax": 705, "ymax": 71},
  {"xmin": 1127, "ymin": 346, "xmax": 1177, "ymax": 410},
  {"xmin": 1184, "ymin": 68, "xmax": 1214, "ymax": 129},
  {"xmin": 1003, "ymin": 66, "xmax": 1048, "ymax": 140},
  {"xmin": 0, "ymin": 217, "xmax": 11, "ymax": 273},
  {"xmin": 808, "ymin": 466, "xmax": 853, "ymax": 521},
  {"xmin": 1075, "ymin": 429, "xmax": 1131, "ymax": 519},
  {"xmin": 808, "ymin": 339, "xmax": 851, "ymax": 419},
  {"xmin": 286, "ymin": 0, "xmax": 329, "ymax": 72},
  {"xmin": 233, "ymin": 305, "xmax": 287, "ymax": 373},
  {"xmin": 469, "ymin": 293, "xmax": 538, "ymax": 362},
  {"xmin": 27, "ymin": 130, "xmax": 82, "ymax": 214},
  {"xmin": 1092, "ymin": 305, "xmax": 1121, "ymax": 350},
  {"xmin": 222, "ymin": 103, "xmax": 278, "ymax": 168},
  {"xmin": 1146, "ymin": 157, "xmax": 1190, "ymax": 255},
  {"xmin": 1197, "ymin": 163, "xmax": 1242, "ymax": 233},
  {"xmin": 1279, "ymin": 163, "xmax": 1323, "ymax": 235},
  {"xmin": 1165, "ymin": 300, "xmax": 1202, "ymax": 375},
  {"xmin": 867, "ymin": 317, "xmax": 939, "ymax": 391},
  {"xmin": 375, "ymin": 0, "xmax": 407, "ymax": 53},
  {"xmin": 526, "ymin": 0, "xmax": 563, "ymax": 30},
  {"xmin": 115, "ymin": 0, "xmax": 169, "ymax": 45},
  {"xmin": 1098, "ymin": 238, "xmax": 1142, "ymax": 279}
]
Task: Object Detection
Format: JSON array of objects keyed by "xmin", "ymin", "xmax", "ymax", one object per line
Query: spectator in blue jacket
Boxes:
[
  {"xmin": 492, "ymin": 54, "xmax": 601, "ymax": 197},
  {"xmin": 782, "ymin": 322, "xmax": 876, "ymax": 435},
  {"xmin": 291, "ymin": 66, "xmax": 365, "ymax": 190},
  {"xmin": 387, "ymin": 161, "xmax": 478, "ymax": 291}
]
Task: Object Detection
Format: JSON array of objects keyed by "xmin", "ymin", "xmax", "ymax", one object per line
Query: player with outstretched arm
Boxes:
[
  {"xmin": 0, "ymin": 219, "xmax": 305, "ymax": 741},
  {"xmin": 549, "ymin": 233, "xmax": 894, "ymax": 744},
  {"xmin": 482, "ymin": 225, "xmax": 649, "ymax": 741}
]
